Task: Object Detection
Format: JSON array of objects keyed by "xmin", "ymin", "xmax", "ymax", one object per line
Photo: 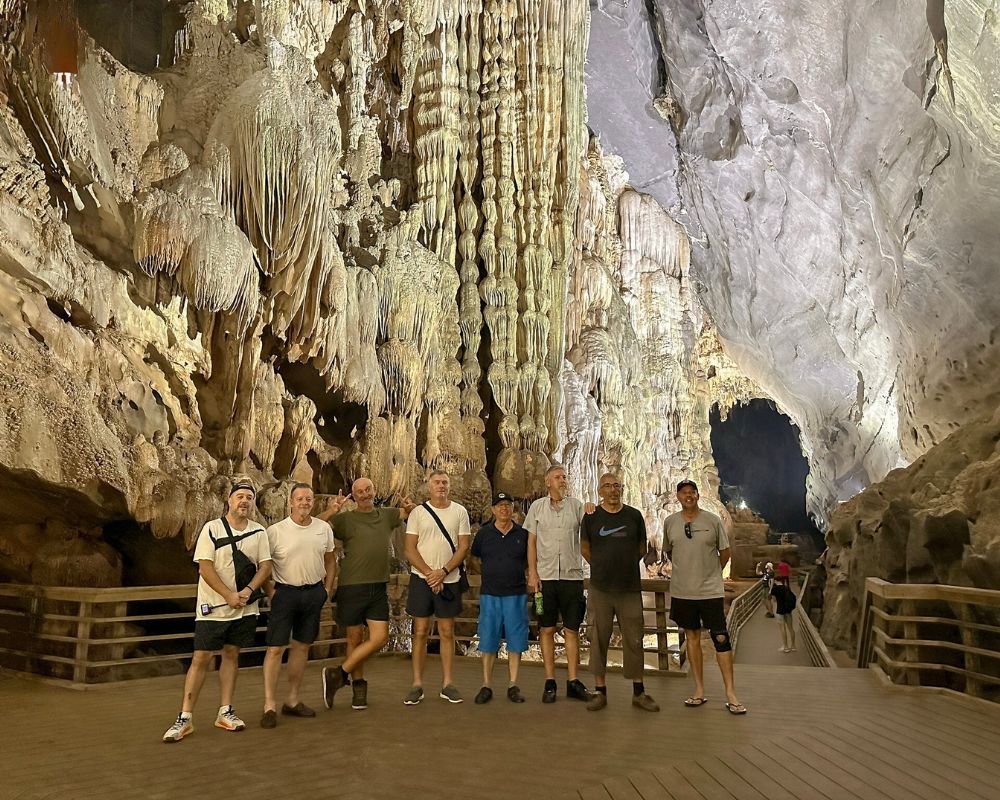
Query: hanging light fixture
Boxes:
[{"xmin": 37, "ymin": 0, "xmax": 78, "ymax": 88}]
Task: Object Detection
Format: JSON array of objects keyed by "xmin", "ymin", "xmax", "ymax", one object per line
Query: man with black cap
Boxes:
[
  {"xmin": 470, "ymin": 491, "xmax": 529, "ymax": 704},
  {"xmin": 663, "ymin": 479, "xmax": 746, "ymax": 715},
  {"xmin": 163, "ymin": 480, "xmax": 272, "ymax": 742}
]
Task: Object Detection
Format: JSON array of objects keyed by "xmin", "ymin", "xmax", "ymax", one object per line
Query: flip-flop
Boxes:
[
  {"xmin": 725, "ymin": 702, "xmax": 748, "ymax": 715},
  {"xmin": 684, "ymin": 696, "xmax": 708, "ymax": 707}
]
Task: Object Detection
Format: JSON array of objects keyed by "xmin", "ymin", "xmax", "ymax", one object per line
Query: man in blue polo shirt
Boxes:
[{"xmin": 470, "ymin": 491, "xmax": 529, "ymax": 704}]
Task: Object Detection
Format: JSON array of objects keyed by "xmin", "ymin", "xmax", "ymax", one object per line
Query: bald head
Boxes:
[{"xmin": 352, "ymin": 477, "xmax": 375, "ymax": 511}]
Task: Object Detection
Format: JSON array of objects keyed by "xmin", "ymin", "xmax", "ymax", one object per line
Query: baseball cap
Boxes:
[
  {"xmin": 492, "ymin": 491, "xmax": 513, "ymax": 505},
  {"xmin": 676, "ymin": 479, "xmax": 698, "ymax": 493},
  {"xmin": 230, "ymin": 480, "xmax": 257, "ymax": 497}
]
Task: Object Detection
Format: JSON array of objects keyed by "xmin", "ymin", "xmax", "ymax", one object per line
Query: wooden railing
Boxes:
[
  {"xmin": 0, "ymin": 576, "xmax": 684, "ymax": 686},
  {"xmin": 856, "ymin": 578, "xmax": 1000, "ymax": 703},
  {"xmin": 795, "ymin": 571, "xmax": 837, "ymax": 668},
  {"xmin": 726, "ymin": 579, "xmax": 764, "ymax": 652}
]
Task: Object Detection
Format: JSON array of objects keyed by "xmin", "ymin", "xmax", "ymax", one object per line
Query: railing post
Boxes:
[
  {"xmin": 654, "ymin": 588, "xmax": 669, "ymax": 671},
  {"xmin": 901, "ymin": 599, "xmax": 919, "ymax": 687},
  {"xmin": 956, "ymin": 603, "xmax": 983, "ymax": 698},
  {"xmin": 73, "ymin": 601, "xmax": 92, "ymax": 685}
]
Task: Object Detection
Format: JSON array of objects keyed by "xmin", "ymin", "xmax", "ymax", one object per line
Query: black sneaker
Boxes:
[
  {"xmin": 542, "ymin": 685, "xmax": 557, "ymax": 704},
  {"xmin": 474, "ymin": 686, "xmax": 493, "ymax": 704},
  {"xmin": 567, "ymin": 679, "xmax": 592, "ymax": 701},
  {"xmin": 507, "ymin": 685, "xmax": 525, "ymax": 703},
  {"xmin": 351, "ymin": 680, "xmax": 368, "ymax": 710},
  {"xmin": 322, "ymin": 666, "xmax": 348, "ymax": 709}
]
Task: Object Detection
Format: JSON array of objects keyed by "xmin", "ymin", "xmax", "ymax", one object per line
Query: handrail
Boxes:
[
  {"xmin": 795, "ymin": 571, "xmax": 836, "ymax": 668},
  {"xmin": 726, "ymin": 579, "xmax": 764, "ymax": 653},
  {"xmin": 0, "ymin": 576, "xmax": 683, "ymax": 685},
  {"xmin": 856, "ymin": 577, "xmax": 1000, "ymax": 703}
]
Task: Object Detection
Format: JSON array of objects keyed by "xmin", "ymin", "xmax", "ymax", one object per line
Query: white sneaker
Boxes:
[
  {"xmin": 214, "ymin": 706, "xmax": 246, "ymax": 732},
  {"xmin": 163, "ymin": 714, "xmax": 193, "ymax": 743}
]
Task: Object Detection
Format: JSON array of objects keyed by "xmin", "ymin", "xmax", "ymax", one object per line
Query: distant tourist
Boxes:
[
  {"xmin": 526, "ymin": 464, "xmax": 593, "ymax": 704},
  {"xmin": 470, "ymin": 491, "xmax": 529, "ymax": 704},
  {"xmin": 771, "ymin": 575, "xmax": 798, "ymax": 653},
  {"xmin": 317, "ymin": 478, "xmax": 414, "ymax": 710},
  {"xmin": 756, "ymin": 561, "xmax": 776, "ymax": 617},
  {"xmin": 663, "ymin": 479, "xmax": 747, "ymax": 715},
  {"xmin": 402, "ymin": 469, "xmax": 471, "ymax": 705},
  {"xmin": 581, "ymin": 473, "xmax": 659, "ymax": 712},
  {"xmin": 162, "ymin": 481, "xmax": 272, "ymax": 742},
  {"xmin": 259, "ymin": 483, "xmax": 336, "ymax": 728},
  {"xmin": 777, "ymin": 556, "xmax": 792, "ymax": 579}
]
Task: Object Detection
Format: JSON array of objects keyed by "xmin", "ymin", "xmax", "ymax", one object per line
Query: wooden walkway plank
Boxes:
[
  {"xmin": 699, "ymin": 753, "xmax": 797, "ymax": 800},
  {"xmin": 861, "ymin": 706, "xmax": 1000, "ymax": 766},
  {"xmin": 692, "ymin": 756, "xmax": 769, "ymax": 800},
  {"xmin": 579, "ymin": 786, "xmax": 613, "ymax": 800},
  {"xmin": 823, "ymin": 722, "xmax": 997, "ymax": 800},
  {"xmin": 775, "ymin": 735, "xmax": 896, "ymax": 800},
  {"xmin": 669, "ymin": 762, "xmax": 738, "ymax": 800},
  {"xmin": 730, "ymin": 744, "xmax": 839, "ymax": 800},
  {"xmin": 795, "ymin": 731, "xmax": 933, "ymax": 800},
  {"xmin": 750, "ymin": 740, "xmax": 865, "ymax": 800},
  {"xmin": 626, "ymin": 772, "xmax": 677, "ymax": 800},
  {"xmin": 828, "ymin": 718, "xmax": 1000, "ymax": 799},
  {"xmin": 652, "ymin": 767, "xmax": 709, "ymax": 800},
  {"xmin": 603, "ymin": 776, "xmax": 644, "ymax": 800}
]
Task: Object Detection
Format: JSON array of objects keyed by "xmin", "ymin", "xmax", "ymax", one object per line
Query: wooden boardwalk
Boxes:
[{"xmin": 3, "ymin": 655, "xmax": 998, "ymax": 800}]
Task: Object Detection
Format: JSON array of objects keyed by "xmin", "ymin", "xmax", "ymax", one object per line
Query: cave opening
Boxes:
[{"xmin": 709, "ymin": 399, "xmax": 821, "ymax": 540}]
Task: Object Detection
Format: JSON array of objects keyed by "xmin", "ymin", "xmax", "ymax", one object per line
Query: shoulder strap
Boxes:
[
  {"xmin": 214, "ymin": 517, "xmax": 263, "ymax": 552},
  {"xmin": 422, "ymin": 502, "xmax": 457, "ymax": 554}
]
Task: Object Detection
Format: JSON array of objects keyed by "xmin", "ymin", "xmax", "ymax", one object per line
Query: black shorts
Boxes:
[
  {"xmin": 405, "ymin": 575, "xmax": 462, "ymax": 619},
  {"xmin": 335, "ymin": 582, "xmax": 390, "ymax": 627},
  {"xmin": 265, "ymin": 582, "xmax": 327, "ymax": 646},
  {"xmin": 669, "ymin": 596, "xmax": 727, "ymax": 632},
  {"xmin": 538, "ymin": 580, "xmax": 585, "ymax": 631},
  {"xmin": 193, "ymin": 615, "xmax": 258, "ymax": 651}
]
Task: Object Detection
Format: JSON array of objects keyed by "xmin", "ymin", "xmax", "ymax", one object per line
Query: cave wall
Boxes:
[
  {"xmin": 587, "ymin": 0, "xmax": 1000, "ymax": 528},
  {"xmin": 0, "ymin": 0, "xmax": 746, "ymax": 584}
]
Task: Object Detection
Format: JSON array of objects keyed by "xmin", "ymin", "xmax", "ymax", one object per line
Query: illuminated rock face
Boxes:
[
  {"xmin": 590, "ymin": 0, "xmax": 1000, "ymax": 527},
  {"xmin": 0, "ymin": 1, "xmax": 749, "ymax": 582}
]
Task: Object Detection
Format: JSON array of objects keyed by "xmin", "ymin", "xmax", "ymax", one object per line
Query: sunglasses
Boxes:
[{"xmin": 684, "ymin": 522, "xmax": 693, "ymax": 539}]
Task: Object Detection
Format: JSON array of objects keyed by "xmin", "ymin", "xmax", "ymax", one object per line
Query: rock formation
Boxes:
[
  {"xmin": 820, "ymin": 406, "xmax": 1000, "ymax": 654},
  {"xmin": 0, "ymin": 1, "xmax": 746, "ymax": 585},
  {"xmin": 587, "ymin": 0, "xmax": 1000, "ymax": 529}
]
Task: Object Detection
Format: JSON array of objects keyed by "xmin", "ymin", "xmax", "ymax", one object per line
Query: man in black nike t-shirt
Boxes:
[{"xmin": 580, "ymin": 473, "xmax": 659, "ymax": 712}]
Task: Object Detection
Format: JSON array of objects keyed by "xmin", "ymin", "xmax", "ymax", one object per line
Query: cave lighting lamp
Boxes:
[{"xmin": 39, "ymin": 0, "xmax": 79, "ymax": 88}]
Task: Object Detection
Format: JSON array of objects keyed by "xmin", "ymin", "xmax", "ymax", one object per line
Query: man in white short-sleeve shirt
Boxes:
[
  {"xmin": 162, "ymin": 481, "xmax": 272, "ymax": 743},
  {"xmin": 259, "ymin": 483, "xmax": 336, "ymax": 728},
  {"xmin": 525, "ymin": 464, "xmax": 593, "ymax": 704},
  {"xmin": 663, "ymin": 479, "xmax": 746, "ymax": 715},
  {"xmin": 403, "ymin": 469, "xmax": 471, "ymax": 705}
]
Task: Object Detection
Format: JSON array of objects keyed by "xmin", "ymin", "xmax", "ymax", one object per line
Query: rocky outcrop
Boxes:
[
  {"xmin": 0, "ymin": 2, "xmax": 745, "ymax": 584},
  {"xmin": 588, "ymin": 0, "xmax": 1000, "ymax": 527},
  {"xmin": 821, "ymin": 407, "xmax": 1000, "ymax": 653}
]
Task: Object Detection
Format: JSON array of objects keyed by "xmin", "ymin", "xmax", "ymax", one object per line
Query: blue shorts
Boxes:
[{"xmin": 478, "ymin": 593, "xmax": 529, "ymax": 654}]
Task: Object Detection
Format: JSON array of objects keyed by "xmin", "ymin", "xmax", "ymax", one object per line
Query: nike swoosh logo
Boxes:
[{"xmin": 598, "ymin": 526, "xmax": 627, "ymax": 537}]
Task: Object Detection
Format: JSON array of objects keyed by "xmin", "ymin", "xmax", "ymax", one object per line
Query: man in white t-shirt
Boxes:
[
  {"xmin": 403, "ymin": 469, "xmax": 471, "ymax": 705},
  {"xmin": 162, "ymin": 481, "xmax": 272, "ymax": 743},
  {"xmin": 259, "ymin": 483, "xmax": 336, "ymax": 729}
]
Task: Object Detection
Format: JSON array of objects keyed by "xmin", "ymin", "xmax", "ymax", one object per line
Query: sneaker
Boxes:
[
  {"xmin": 322, "ymin": 666, "xmax": 348, "ymax": 709},
  {"xmin": 507, "ymin": 685, "xmax": 525, "ymax": 703},
  {"xmin": 567, "ymin": 679, "xmax": 592, "ymax": 701},
  {"xmin": 214, "ymin": 707, "xmax": 246, "ymax": 732},
  {"xmin": 632, "ymin": 693, "xmax": 660, "ymax": 712},
  {"xmin": 474, "ymin": 686, "xmax": 493, "ymax": 704},
  {"xmin": 351, "ymin": 680, "xmax": 368, "ymax": 710},
  {"xmin": 403, "ymin": 686, "xmax": 425, "ymax": 705},
  {"xmin": 162, "ymin": 714, "xmax": 193, "ymax": 743},
  {"xmin": 260, "ymin": 710, "xmax": 277, "ymax": 729},
  {"xmin": 439, "ymin": 684, "xmax": 463, "ymax": 704},
  {"xmin": 281, "ymin": 702, "xmax": 316, "ymax": 717},
  {"xmin": 542, "ymin": 684, "xmax": 557, "ymax": 704},
  {"xmin": 586, "ymin": 692, "xmax": 608, "ymax": 711}
]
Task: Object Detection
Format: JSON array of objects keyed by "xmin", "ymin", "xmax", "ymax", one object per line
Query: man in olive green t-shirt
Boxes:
[{"xmin": 317, "ymin": 478, "xmax": 414, "ymax": 709}]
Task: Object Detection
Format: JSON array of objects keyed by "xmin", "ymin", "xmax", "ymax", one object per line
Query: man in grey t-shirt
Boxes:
[{"xmin": 664, "ymin": 480, "xmax": 746, "ymax": 714}]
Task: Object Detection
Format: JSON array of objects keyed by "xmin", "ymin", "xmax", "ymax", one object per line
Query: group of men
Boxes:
[{"xmin": 162, "ymin": 466, "xmax": 744, "ymax": 742}]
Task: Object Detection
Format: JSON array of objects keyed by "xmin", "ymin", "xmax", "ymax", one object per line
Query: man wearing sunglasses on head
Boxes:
[{"xmin": 663, "ymin": 480, "xmax": 747, "ymax": 715}]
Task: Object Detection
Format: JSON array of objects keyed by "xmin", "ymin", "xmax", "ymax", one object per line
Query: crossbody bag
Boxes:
[
  {"xmin": 212, "ymin": 517, "xmax": 266, "ymax": 604},
  {"xmin": 421, "ymin": 501, "xmax": 470, "ymax": 594}
]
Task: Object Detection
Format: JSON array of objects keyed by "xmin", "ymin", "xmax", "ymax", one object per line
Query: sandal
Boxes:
[
  {"xmin": 725, "ymin": 702, "xmax": 748, "ymax": 715},
  {"xmin": 684, "ymin": 696, "xmax": 708, "ymax": 707}
]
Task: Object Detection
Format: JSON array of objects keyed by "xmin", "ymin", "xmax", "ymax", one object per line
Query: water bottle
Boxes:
[{"xmin": 534, "ymin": 591, "xmax": 544, "ymax": 615}]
